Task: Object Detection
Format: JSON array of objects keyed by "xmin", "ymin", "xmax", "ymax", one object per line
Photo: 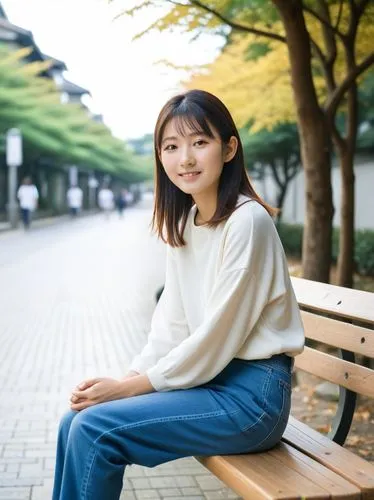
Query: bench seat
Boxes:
[
  {"xmin": 198, "ymin": 417, "xmax": 374, "ymax": 499},
  {"xmin": 197, "ymin": 278, "xmax": 374, "ymax": 499}
]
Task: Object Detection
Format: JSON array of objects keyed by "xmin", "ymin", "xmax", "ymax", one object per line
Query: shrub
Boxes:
[
  {"xmin": 277, "ymin": 223, "xmax": 374, "ymax": 277},
  {"xmin": 276, "ymin": 223, "xmax": 303, "ymax": 258},
  {"xmin": 355, "ymin": 230, "xmax": 374, "ymax": 276}
]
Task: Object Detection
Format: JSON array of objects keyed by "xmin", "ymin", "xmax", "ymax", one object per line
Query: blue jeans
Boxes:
[
  {"xmin": 52, "ymin": 354, "xmax": 292, "ymax": 500},
  {"xmin": 20, "ymin": 208, "xmax": 31, "ymax": 228}
]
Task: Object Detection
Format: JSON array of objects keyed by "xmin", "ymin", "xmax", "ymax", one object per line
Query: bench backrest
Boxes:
[{"xmin": 291, "ymin": 277, "xmax": 374, "ymax": 399}]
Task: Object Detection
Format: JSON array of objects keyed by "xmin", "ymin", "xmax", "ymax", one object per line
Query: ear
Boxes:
[{"xmin": 223, "ymin": 136, "xmax": 238, "ymax": 163}]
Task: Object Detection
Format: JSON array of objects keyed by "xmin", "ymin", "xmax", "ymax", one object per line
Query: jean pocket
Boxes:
[
  {"xmin": 278, "ymin": 378, "xmax": 291, "ymax": 424},
  {"xmin": 243, "ymin": 377, "xmax": 291, "ymax": 452}
]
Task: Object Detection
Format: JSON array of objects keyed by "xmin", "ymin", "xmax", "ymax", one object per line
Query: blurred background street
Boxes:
[
  {"xmin": 0, "ymin": 0, "xmax": 373, "ymax": 497},
  {"xmin": 0, "ymin": 198, "xmax": 239, "ymax": 499}
]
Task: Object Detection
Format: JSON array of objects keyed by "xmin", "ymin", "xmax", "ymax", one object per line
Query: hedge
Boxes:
[{"xmin": 277, "ymin": 223, "xmax": 374, "ymax": 276}]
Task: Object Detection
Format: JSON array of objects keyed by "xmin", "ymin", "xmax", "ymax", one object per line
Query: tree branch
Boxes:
[
  {"xmin": 269, "ymin": 160, "xmax": 283, "ymax": 189},
  {"xmin": 302, "ymin": 3, "xmax": 345, "ymax": 41},
  {"xmin": 183, "ymin": 0, "xmax": 287, "ymax": 43},
  {"xmin": 357, "ymin": 0, "xmax": 372, "ymax": 17},
  {"xmin": 325, "ymin": 52, "xmax": 374, "ymax": 115},
  {"xmin": 334, "ymin": 0, "xmax": 344, "ymax": 30},
  {"xmin": 310, "ymin": 36, "xmax": 326, "ymax": 66},
  {"xmin": 330, "ymin": 121, "xmax": 345, "ymax": 155},
  {"xmin": 315, "ymin": 0, "xmax": 338, "ymax": 91}
]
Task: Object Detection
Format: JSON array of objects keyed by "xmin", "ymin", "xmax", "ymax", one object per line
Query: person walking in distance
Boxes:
[
  {"xmin": 66, "ymin": 183, "xmax": 83, "ymax": 218},
  {"xmin": 17, "ymin": 176, "xmax": 39, "ymax": 230},
  {"xmin": 52, "ymin": 90, "xmax": 305, "ymax": 500},
  {"xmin": 98, "ymin": 184, "xmax": 114, "ymax": 219},
  {"xmin": 115, "ymin": 189, "xmax": 128, "ymax": 218}
]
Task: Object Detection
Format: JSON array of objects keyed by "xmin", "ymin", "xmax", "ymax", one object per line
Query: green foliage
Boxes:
[
  {"xmin": 359, "ymin": 70, "xmax": 374, "ymax": 118},
  {"xmin": 355, "ymin": 230, "xmax": 374, "ymax": 276},
  {"xmin": 279, "ymin": 224, "xmax": 374, "ymax": 276},
  {"xmin": 241, "ymin": 123, "xmax": 300, "ymax": 165},
  {"xmin": 357, "ymin": 70, "xmax": 374, "ymax": 151},
  {"xmin": 357, "ymin": 126, "xmax": 374, "ymax": 150},
  {"xmin": 0, "ymin": 44, "xmax": 151, "ymax": 182},
  {"xmin": 243, "ymin": 42, "xmax": 271, "ymax": 61},
  {"xmin": 276, "ymin": 223, "xmax": 303, "ymax": 258}
]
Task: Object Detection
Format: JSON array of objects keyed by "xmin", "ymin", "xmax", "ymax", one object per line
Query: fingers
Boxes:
[
  {"xmin": 70, "ymin": 392, "xmax": 85, "ymax": 404},
  {"xmin": 71, "ymin": 389, "xmax": 88, "ymax": 400},
  {"xmin": 69, "ymin": 378, "xmax": 103, "ymax": 411},
  {"xmin": 76, "ymin": 378, "xmax": 100, "ymax": 391},
  {"xmin": 70, "ymin": 400, "xmax": 95, "ymax": 411}
]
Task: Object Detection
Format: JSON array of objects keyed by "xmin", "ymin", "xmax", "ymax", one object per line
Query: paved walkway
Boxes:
[{"xmin": 0, "ymin": 199, "xmax": 239, "ymax": 500}]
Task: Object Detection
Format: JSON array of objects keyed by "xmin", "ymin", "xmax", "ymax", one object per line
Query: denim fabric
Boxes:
[
  {"xmin": 52, "ymin": 354, "xmax": 292, "ymax": 500},
  {"xmin": 20, "ymin": 208, "xmax": 31, "ymax": 228}
]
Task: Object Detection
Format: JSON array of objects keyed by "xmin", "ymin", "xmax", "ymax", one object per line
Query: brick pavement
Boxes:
[{"xmin": 0, "ymin": 200, "xmax": 239, "ymax": 500}]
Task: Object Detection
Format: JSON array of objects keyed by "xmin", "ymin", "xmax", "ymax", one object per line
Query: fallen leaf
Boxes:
[
  {"xmin": 347, "ymin": 436, "xmax": 364, "ymax": 445},
  {"xmin": 316, "ymin": 425, "xmax": 330, "ymax": 433},
  {"xmin": 358, "ymin": 450, "xmax": 371, "ymax": 457},
  {"xmin": 356, "ymin": 411, "xmax": 370, "ymax": 422}
]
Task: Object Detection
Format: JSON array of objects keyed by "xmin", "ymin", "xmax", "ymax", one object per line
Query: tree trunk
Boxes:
[
  {"xmin": 336, "ymin": 143, "xmax": 355, "ymax": 287},
  {"xmin": 333, "ymin": 78, "xmax": 357, "ymax": 288},
  {"xmin": 275, "ymin": 185, "xmax": 287, "ymax": 223},
  {"xmin": 329, "ymin": 34, "xmax": 359, "ymax": 288},
  {"xmin": 273, "ymin": 0, "xmax": 333, "ymax": 283}
]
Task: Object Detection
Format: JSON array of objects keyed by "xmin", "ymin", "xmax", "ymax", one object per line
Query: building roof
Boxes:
[
  {"xmin": 0, "ymin": 2, "xmax": 8, "ymax": 19},
  {"xmin": 0, "ymin": 17, "xmax": 33, "ymax": 40},
  {"xmin": 0, "ymin": 3, "xmax": 65, "ymax": 74},
  {"xmin": 0, "ymin": 17, "xmax": 51, "ymax": 75},
  {"xmin": 0, "ymin": 2, "xmax": 91, "ymax": 100},
  {"xmin": 42, "ymin": 53, "xmax": 67, "ymax": 71},
  {"xmin": 60, "ymin": 79, "xmax": 90, "ymax": 96}
]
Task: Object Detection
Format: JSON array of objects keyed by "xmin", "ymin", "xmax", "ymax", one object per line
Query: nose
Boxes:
[{"xmin": 180, "ymin": 148, "xmax": 196, "ymax": 169}]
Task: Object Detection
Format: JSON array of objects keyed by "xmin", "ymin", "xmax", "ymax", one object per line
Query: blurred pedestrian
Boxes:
[
  {"xmin": 115, "ymin": 189, "xmax": 128, "ymax": 217},
  {"xmin": 125, "ymin": 190, "xmax": 134, "ymax": 206},
  {"xmin": 17, "ymin": 176, "xmax": 38, "ymax": 230},
  {"xmin": 66, "ymin": 184, "xmax": 83, "ymax": 218},
  {"xmin": 98, "ymin": 185, "xmax": 114, "ymax": 218}
]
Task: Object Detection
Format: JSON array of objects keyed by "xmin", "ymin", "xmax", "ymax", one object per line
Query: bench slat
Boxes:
[
  {"xmin": 301, "ymin": 310, "xmax": 374, "ymax": 357},
  {"xmin": 291, "ymin": 277, "xmax": 374, "ymax": 324},
  {"xmin": 294, "ymin": 346, "xmax": 374, "ymax": 398},
  {"xmin": 266, "ymin": 442, "xmax": 360, "ymax": 499},
  {"xmin": 283, "ymin": 417, "xmax": 374, "ymax": 497},
  {"xmin": 198, "ymin": 440, "xmax": 360, "ymax": 499}
]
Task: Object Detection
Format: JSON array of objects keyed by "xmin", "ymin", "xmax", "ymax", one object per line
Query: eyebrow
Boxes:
[{"xmin": 161, "ymin": 132, "xmax": 206, "ymax": 145}]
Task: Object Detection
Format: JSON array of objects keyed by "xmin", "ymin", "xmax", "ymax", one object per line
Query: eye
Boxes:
[
  {"xmin": 164, "ymin": 144, "xmax": 176, "ymax": 151},
  {"xmin": 194, "ymin": 139, "xmax": 207, "ymax": 147}
]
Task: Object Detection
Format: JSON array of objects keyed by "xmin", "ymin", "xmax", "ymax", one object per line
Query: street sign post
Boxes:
[{"xmin": 6, "ymin": 128, "xmax": 23, "ymax": 228}]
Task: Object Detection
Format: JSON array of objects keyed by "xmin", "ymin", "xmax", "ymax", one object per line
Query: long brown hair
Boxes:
[{"xmin": 152, "ymin": 89, "xmax": 276, "ymax": 247}]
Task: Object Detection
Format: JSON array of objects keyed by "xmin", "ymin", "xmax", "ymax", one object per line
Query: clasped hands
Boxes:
[{"xmin": 70, "ymin": 371, "xmax": 154, "ymax": 411}]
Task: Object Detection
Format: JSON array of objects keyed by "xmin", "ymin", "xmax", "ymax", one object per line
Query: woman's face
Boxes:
[{"xmin": 159, "ymin": 118, "xmax": 236, "ymax": 200}]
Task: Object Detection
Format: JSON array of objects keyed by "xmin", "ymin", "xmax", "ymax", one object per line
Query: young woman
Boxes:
[{"xmin": 52, "ymin": 89, "xmax": 304, "ymax": 500}]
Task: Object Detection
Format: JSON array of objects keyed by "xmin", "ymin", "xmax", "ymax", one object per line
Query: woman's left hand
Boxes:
[{"xmin": 70, "ymin": 377, "xmax": 126, "ymax": 411}]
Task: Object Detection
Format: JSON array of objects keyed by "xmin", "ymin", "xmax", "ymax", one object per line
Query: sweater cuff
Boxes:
[
  {"xmin": 128, "ymin": 357, "xmax": 150, "ymax": 375},
  {"xmin": 146, "ymin": 366, "xmax": 169, "ymax": 392}
]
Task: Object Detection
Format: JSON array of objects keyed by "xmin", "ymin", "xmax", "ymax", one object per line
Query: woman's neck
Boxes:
[{"xmin": 193, "ymin": 194, "xmax": 217, "ymax": 225}]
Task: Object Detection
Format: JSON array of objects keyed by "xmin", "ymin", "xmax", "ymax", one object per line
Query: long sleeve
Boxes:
[
  {"xmin": 146, "ymin": 206, "xmax": 285, "ymax": 391},
  {"xmin": 128, "ymin": 245, "xmax": 190, "ymax": 374}
]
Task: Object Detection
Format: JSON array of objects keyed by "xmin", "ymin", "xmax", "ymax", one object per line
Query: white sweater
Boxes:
[{"xmin": 129, "ymin": 196, "xmax": 305, "ymax": 392}]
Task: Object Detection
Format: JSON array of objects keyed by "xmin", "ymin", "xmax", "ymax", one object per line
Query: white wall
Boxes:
[{"xmin": 253, "ymin": 154, "xmax": 374, "ymax": 230}]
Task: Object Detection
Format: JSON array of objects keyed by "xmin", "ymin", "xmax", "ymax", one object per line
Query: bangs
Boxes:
[
  {"xmin": 157, "ymin": 101, "xmax": 215, "ymax": 149},
  {"xmin": 172, "ymin": 112, "xmax": 215, "ymax": 139}
]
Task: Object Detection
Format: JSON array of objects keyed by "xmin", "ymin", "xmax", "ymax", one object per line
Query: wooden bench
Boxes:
[{"xmin": 196, "ymin": 277, "xmax": 374, "ymax": 499}]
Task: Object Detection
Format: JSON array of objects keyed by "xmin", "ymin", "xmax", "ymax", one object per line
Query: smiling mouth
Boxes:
[{"xmin": 179, "ymin": 171, "xmax": 201, "ymax": 178}]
